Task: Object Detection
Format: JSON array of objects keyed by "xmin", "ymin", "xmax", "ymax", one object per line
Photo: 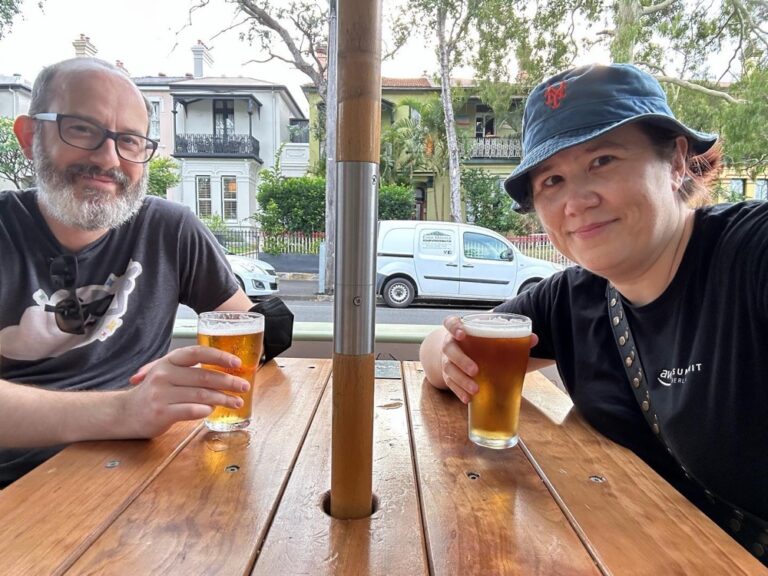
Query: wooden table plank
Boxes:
[
  {"xmin": 402, "ymin": 362, "xmax": 600, "ymax": 576},
  {"xmin": 254, "ymin": 367, "xmax": 429, "ymax": 575},
  {"xmin": 518, "ymin": 371, "xmax": 766, "ymax": 576},
  {"xmin": 65, "ymin": 358, "xmax": 332, "ymax": 576},
  {"xmin": 0, "ymin": 419, "xmax": 200, "ymax": 576}
]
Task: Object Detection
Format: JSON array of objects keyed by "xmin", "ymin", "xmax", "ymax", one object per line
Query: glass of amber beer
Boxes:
[
  {"xmin": 197, "ymin": 311, "xmax": 265, "ymax": 432},
  {"xmin": 459, "ymin": 312, "xmax": 532, "ymax": 449}
]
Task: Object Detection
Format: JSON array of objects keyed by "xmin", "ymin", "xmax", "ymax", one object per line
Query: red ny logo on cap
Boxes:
[{"xmin": 544, "ymin": 81, "xmax": 567, "ymax": 109}]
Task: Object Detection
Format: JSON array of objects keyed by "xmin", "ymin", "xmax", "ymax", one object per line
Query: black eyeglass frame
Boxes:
[
  {"xmin": 33, "ymin": 112, "xmax": 159, "ymax": 164},
  {"xmin": 44, "ymin": 254, "xmax": 114, "ymax": 335}
]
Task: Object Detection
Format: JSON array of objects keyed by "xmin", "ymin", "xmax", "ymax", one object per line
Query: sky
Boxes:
[{"xmin": 0, "ymin": 0, "xmax": 443, "ymax": 115}]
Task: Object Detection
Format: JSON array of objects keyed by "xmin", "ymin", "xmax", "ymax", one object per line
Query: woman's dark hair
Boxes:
[{"xmin": 638, "ymin": 123, "xmax": 723, "ymax": 207}]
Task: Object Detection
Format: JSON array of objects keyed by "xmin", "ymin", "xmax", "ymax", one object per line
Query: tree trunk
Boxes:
[
  {"xmin": 437, "ymin": 12, "xmax": 463, "ymax": 223},
  {"xmin": 324, "ymin": 0, "xmax": 338, "ymax": 294}
]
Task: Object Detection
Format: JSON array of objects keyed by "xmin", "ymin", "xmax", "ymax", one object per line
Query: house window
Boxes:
[
  {"xmin": 149, "ymin": 100, "xmax": 161, "ymax": 141},
  {"xmin": 196, "ymin": 176, "xmax": 212, "ymax": 218},
  {"xmin": 414, "ymin": 187, "xmax": 425, "ymax": 220},
  {"xmin": 755, "ymin": 179, "xmax": 767, "ymax": 201},
  {"xmin": 221, "ymin": 176, "xmax": 238, "ymax": 221},
  {"xmin": 475, "ymin": 114, "xmax": 495, "ymax": 138},
  {"xmin": 214, "ymin": 99, "xmax": 235, "ymax": 138},
  {"xmin": 289, "ymin": 118, "xmax": 309, "ymax": 143}
]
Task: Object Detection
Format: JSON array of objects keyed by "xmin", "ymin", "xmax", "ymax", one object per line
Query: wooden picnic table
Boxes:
[{"xmin": 0, "ymin": 358, "xmax": 762, "ymax": 575}]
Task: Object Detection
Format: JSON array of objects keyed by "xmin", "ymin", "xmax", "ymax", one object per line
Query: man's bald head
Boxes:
[{"xmin": 28, "ymin": 57, "xmax": 151, "ymax": 121}]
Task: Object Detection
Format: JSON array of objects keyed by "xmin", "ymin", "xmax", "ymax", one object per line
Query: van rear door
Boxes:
[
  {"xmin": 459, "ymin": 229, "xmax": 517, "ymax": 299},
  {"xmin": 414, "ymin": 225, "xmax": 460, "ymax": 297}
]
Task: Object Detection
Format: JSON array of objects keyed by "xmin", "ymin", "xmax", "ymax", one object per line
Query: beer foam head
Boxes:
[
  {"xmin": 198, "ymin": 312, "xmax": 264, "ymax": 335},
  {"xmin": 461, "ymin": 313, "xmax": 531, "ymax": 338}
]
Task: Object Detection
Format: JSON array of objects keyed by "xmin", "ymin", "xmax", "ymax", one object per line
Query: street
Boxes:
[
  {"xmin": 176, "ymin": 281, "xmax": 564, "ymax": 389},
  {"xmin": 177, "ymin": 298, "xmax": 494, "ymax": 324}
]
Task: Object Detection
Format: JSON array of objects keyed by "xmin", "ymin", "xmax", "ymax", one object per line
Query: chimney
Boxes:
[
  {"xmin": 72, "ymin": 34, "xmax": 98, "ymax": 58},
  {"xmin": 191, "ymin": 40, "xmax": 213, "ymax": 79},
  {"xmin": 115, "ymin": 60, "xmax": 130, "ymax": 76},
  {"xmin": 316, "ymin": 44, "xmax": 328, "ymax": 69}
]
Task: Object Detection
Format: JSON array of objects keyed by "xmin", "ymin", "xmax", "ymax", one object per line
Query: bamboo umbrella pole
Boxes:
[{"xmin": 330, "ymin": 0, "xmax": 382, "ymax": 519}]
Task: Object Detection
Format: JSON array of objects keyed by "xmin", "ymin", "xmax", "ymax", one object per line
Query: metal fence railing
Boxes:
[
  {"xmin": 507, "ymin": 233, "xmax": 575, "ymax": 267},
  {"xmin": 212, "ymin": 227, "xmax": 325, "ymax": 256},
  {"xmin": 212, "ymin": 225, "xmax": 572, "ymax": 266},
  {"xmin": 260, "ymin": 231, "xmax": 324, "ymax": 255}
]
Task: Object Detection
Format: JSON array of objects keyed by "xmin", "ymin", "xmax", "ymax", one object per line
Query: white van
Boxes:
[{"xmin": 376, "ymin": 220, "xmax": 563, "ymax": 308}]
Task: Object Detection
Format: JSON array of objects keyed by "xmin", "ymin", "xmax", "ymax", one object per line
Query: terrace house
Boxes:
[
  {"xmin": 134, "ymin": 41, "xmax": 309, "ymax": 224},
  {"xmin": 304, "ymin": 76, "xmax": 525, "ymax": 221}
]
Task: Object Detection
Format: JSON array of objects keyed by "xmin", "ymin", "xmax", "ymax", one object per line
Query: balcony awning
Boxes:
[{"xmin": 171, "ymin": 93, "xmax": 263, "ymax": 115}]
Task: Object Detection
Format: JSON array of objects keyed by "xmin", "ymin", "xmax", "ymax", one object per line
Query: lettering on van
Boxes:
[{"xmin": 420, "ymin": 231, "xmax": 454, "ymax": 255}]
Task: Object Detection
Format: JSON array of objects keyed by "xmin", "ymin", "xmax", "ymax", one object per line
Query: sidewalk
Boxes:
[{"xmin": 276, "ymin": 273, "xmax": 332, "ymax": 301}]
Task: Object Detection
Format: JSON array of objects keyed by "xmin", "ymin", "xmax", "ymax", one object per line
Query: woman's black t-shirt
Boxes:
[{"xmin": 497, "ymin": 201, "xmax": 768, "ymax": 523}]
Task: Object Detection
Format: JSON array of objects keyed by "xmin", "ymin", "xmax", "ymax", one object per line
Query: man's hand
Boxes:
[{"xmin": 120, "ymin": 345, "xmax": 250, "ymax": 438}]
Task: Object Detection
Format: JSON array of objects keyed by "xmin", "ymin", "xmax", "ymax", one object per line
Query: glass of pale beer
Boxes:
[
  {"xmin": 459, "ymin": 312, "xmax": 532, "ymax": 449},
  {"xmin": 197, "ymin": 311, "xmax": 264, "ymax": 432}
]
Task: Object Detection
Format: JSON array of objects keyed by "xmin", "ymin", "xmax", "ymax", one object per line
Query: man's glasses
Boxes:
[
  {"xmin": 33, "ymin": 113, "xmax": 158, "ymax": 164},
  {"xmin": 44, "ymin": 254, "xmax": 114, "ymax": 335}
]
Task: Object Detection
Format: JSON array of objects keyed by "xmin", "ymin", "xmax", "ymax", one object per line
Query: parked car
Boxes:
[
  {"xmin": 223, "ymin": 248, "xmax": 280, "ymax": 299},
  {"xmin": 376, "ymin": 220, "xmax": 563, "ymax": 308}
]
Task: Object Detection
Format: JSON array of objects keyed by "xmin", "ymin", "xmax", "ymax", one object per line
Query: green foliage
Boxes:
[
  {"xmin": 0, "ymin": 116, "xmax": 34, "ymax": 189},
  {"xmin": 380, "ymin": 96, "xmax": 449, "ymax": 186},
  {"xmin": 146, "ymin": 157, "xmax": 180, "ymax": 198},
  {"xmin": 461, "ymin": 168, "xmax": 539, "ymax": 235},
  {"xmin": 200, "ymin": 214, "xmax": 228, "ymax": 234},
  {"xmin": 256, "ymin": 168, "xmax": 326, "ymax": 234},
  {"xmin": 256, "ymin": 170, "xmax": 416, "ymax": 235},
  {"xmin": 718, "ymin": 63, "xmax": 768, "ymax": 178},
  {"xmin": 379, "ymin": 184, "xmax": 416, "ymax": 220},
  {"xmin": 0, "ymin": 0, "xmax": 24, "ymax": 40}
]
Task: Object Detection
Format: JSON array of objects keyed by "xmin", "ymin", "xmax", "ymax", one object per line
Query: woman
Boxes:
[{"xmin": 420, "ymin": 63, "xmax": 767, "ymax": 564}]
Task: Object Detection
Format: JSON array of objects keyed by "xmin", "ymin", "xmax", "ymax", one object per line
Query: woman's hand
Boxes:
[{"xmin": 422, "ymin": 316, "xmax": 539, "ymax": 404}]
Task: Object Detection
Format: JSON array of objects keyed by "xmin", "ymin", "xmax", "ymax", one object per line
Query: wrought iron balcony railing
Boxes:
[
  {"xmin": 174, "ymin": 134, "xmax": 261, "ymax": 160},
  {"xmin": 468, "ymin": 136, "xmax": 522, "ymax": 160}
]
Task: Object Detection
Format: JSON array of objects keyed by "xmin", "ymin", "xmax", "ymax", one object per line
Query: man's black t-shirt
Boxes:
[
  {"xmin": 0, "ymin": 189, "xmax": 240, "ymax": 486},
  {"xmin": 497, "ymin": 201, "xmax": 768, "ymax": 523}
]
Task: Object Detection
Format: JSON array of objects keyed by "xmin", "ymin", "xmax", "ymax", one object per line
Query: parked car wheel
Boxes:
[
  {"xmin": 518, "ymin": 279, "xmax": 540, "ymax": 295},
  {"xmin": 383, "ymin": 277, "xmax": 415, "ymax": 308}
]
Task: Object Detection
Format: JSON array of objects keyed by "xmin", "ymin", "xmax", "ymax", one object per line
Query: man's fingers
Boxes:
[
  {"xmin": 166, "ymin": 345, "xmax": 242, "ymax": 369},
  {"xmin": 174, "ymin": 365, "xmax": 250, "ymax": 394},
  {"xmin": 166, "ymin": 386, "xmax": 245, "ymax": 410},
  {"xmin": 129, "ymin": 358, "xmax": 162, "ymax": 386}
]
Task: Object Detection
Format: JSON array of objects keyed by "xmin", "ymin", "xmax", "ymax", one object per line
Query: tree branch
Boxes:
[
  {"xmin": 446, "ymin": 0, "xmax": 474, "ymax": 55},
  {"xmin": 235, "ymin": 0, "xmax": 325, "ymax": 94},
  {"xmin": 640, "ymin": 0, "xmax": 676, "ymax": 16},
  {"xmin": 656, "ymin": 75, "xmax": 744, "ymax": 103},
  {"xmin": 730, "ymin": 0, "xmax": 768, "ymax": 52}
]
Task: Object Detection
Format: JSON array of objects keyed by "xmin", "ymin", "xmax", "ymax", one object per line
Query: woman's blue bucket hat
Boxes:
[{"xmin": 503, "ymin": 63, "xmax": 718, "ymax": 212}]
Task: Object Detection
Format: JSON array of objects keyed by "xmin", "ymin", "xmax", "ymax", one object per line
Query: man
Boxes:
[{"xmin": 0, "ymin": 57, "xmax": 254, "ymax": 488}]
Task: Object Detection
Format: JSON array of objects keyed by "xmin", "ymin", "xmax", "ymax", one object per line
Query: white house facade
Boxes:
[
  {"xmin": 134, "ymin": 43, "xmax": 309, "ymax": 225},
  {"xmin": 0, "ymin": 75, "xmax": 32, "ymax": 190}
]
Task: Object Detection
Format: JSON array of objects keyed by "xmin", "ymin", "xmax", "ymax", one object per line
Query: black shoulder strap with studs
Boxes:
[{"xmin": 606, "ymin": 283, "xmax": 768, "ymax": 563}]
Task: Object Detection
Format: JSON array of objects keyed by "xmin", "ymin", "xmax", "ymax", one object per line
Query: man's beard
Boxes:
[{"xmin": 33, "ymin": 137, "xmax": 148, "ymax": 231}]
